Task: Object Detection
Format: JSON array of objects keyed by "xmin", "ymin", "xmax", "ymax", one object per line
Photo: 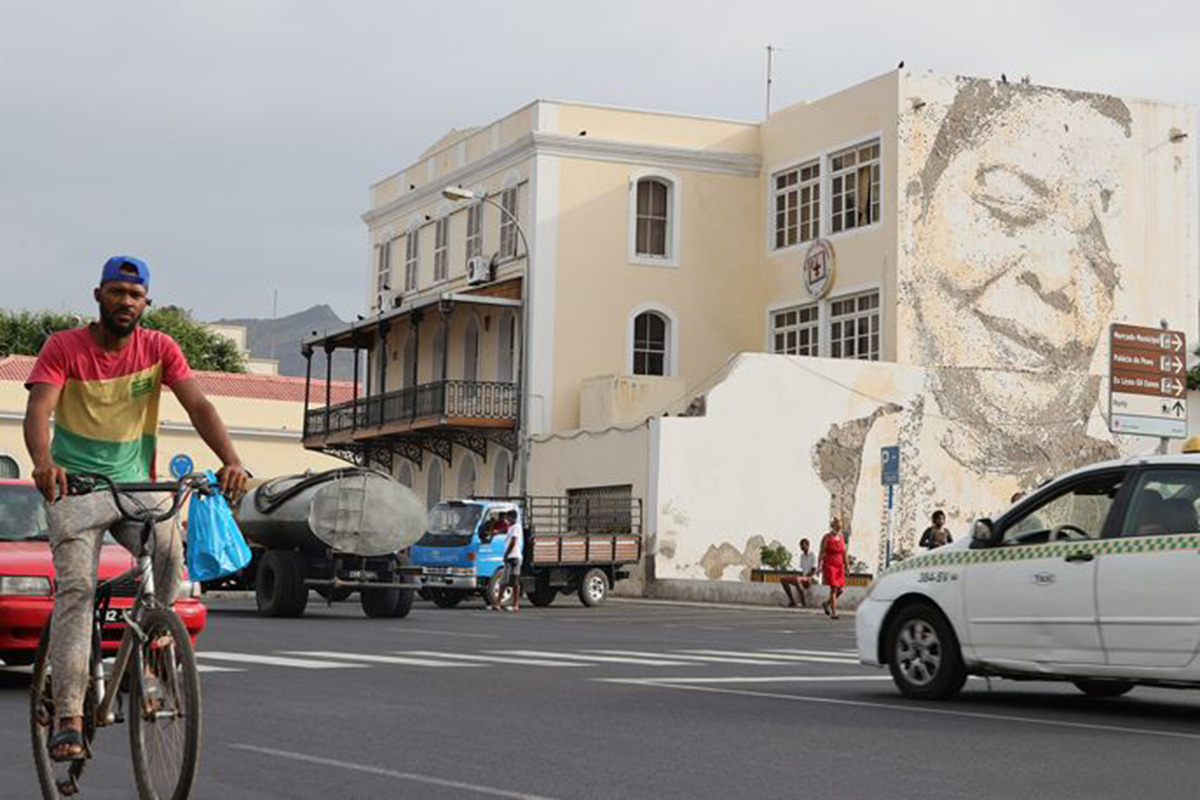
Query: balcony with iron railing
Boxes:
[{"xmin": 304, "ymin": 379, "xmax": 519, "ymax": 443}]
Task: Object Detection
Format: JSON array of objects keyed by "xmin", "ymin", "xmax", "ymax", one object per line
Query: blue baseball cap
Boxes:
[{"xmin": 100, "ymin": 255, "xmax": 150, "ymax": 288}]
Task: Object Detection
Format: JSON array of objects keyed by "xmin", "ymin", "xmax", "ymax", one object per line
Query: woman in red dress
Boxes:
[{"xmin": 819, "ymin": 517, "xmax": 846, "ymax": 620}]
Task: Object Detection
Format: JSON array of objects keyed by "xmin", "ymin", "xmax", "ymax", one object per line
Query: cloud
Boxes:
[{"xmin": 1, "ymin": 0, "xmax": 1196, "ymax": 322}]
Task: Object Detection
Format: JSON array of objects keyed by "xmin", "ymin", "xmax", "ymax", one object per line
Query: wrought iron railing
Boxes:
[{"xmin": 305, "ymin": 380, "xmax": 519, "ymax": 438}]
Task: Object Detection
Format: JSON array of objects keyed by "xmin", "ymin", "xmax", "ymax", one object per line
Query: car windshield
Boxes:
[
  {"xmin": 416, "ymin": 504, "xmax": 482, "ymax": 547},
  {"xmin": 0, "ymin": 485, "xmax": 50, "ymax": 542}
]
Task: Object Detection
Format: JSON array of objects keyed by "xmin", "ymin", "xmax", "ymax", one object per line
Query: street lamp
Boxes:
[{"xmin": 441, "ymin": 185, "xmax": 534, "ymax": 498}]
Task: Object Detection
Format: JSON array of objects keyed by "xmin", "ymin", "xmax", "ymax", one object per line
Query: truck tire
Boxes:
[
  {"xmin": 361, "ymin": 587, "xmax": 414, "ymax": 618},
  {"xmin": 577, "ymin": 568, "xmax": 608, "ymax": 607},
  {"xmin": 485, "ymin": 571, "xmax": 513, "ymax": 608},
  {"xmin": 527, "ymin": 585, "xmax": 556, "ymax": 607},
  {"xmin": 430, "ymin": 589, "xmax": 466, "ymax": 609},
  {"xmin": 394, "ymin": 588, "xmax": 415, "ymax": 619},
  {"xmin": 884, "ymin": 602, "xmax": 966, "ymax": 700},
  {"xmin": 256, "ymin": 550, "xmax": 309, "ymax": 617}
]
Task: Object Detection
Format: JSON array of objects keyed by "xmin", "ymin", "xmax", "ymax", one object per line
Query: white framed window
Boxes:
[
  {"xmin": 627, "ymin": 170, "xmax": 681, "ymax": 267},
  {"xmin": 632, "ymin": 311, "xmax": 669, "ymax": 376},
  {"xmin": 830, "ymin": 139, "xmax": 880, "ymax": 234},
  {"xmin": 397, "ymin": 461, "xmax": 413, "ymax": 489},
  {"xmin": 499, "ymin": 187, "xmax": 519, "ymax": 260},
  {"xmin": 374, "ymin": 240, "xmax": 392, "ymax": 296},
  {"xmin": 465, "ymin": 202, "xmax": 483, "ymax": 265},
  {"xmin": 772, "ymin": 161, "xmax": 820, "ymax": 249},
  {"xmin": 771, "ymin": 304, "xmax": 820, "ymax": 356},
  {"xmin": 433, "ymin": 217, "xmax": 448, "ymax": 282},
  {"xmin": 636, "ymin": 179, "xmax": 669, "ymax": 257},
  {"xmin": 404, "ymin": 230, "xmax": 419, "ymax": 292},
  {"xmin": 829, "ymin": 290, "xmax": 880, "ymax": 360}
]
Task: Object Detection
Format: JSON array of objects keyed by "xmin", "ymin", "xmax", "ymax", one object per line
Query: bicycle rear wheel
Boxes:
[
  {"xmin": 30, "ymin": 621, "xmax": 98, "ymax": 798},
  {"xmin": 128, "ymin": 608, "xmax": 201, "ymax": 800}
]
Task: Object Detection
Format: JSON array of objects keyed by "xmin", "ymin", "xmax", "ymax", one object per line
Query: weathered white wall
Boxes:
[{"xmin": 651, "ymin": 353, "xmax": 1167, "ymax": 582}]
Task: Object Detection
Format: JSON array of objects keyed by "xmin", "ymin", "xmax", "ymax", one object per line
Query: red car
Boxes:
[{"xmin": 0, "ymin": 479, "xmax": 206, "ymax": 667}]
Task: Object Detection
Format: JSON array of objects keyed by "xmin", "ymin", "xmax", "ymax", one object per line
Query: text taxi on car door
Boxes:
[{"xmin": 857, "ymin": 454, "xmax": 1200, "ymax": 700}]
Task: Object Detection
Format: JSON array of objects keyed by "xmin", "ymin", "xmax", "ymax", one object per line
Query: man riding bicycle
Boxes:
[{"xmin": 22, "ymin": 256, "xmax": 248, "ymax": 762}]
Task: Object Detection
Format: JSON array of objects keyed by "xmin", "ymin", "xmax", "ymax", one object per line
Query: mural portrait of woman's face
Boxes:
[{"xmin": 908, "ymin": 82, "xmax": 1131, "ymax": 470}]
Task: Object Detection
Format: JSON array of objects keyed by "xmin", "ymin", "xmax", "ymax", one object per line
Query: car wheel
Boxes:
[
  {"xmin": 486, "ymin": 571, "xmax": 513, "ymax": 607},
  {"xmin": 1072, "ymin": 679, "xmax": 1134, "ymax": 698},
  {"xmin": 885, "ymin": 602, "xmax": 966, "ymax": 700},
  {"xmin": 577, "ymin": 568, "xmax": 608, "ymax": 608}
]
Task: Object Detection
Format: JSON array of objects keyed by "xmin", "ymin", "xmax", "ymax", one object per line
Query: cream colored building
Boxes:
[
  {"xmin": 303, "ymin": 69, "xmax": 1197, "ymax": 594},
  {"xmin": 0, "ymin": 355, "xmax": 351, "ymax": 481}
]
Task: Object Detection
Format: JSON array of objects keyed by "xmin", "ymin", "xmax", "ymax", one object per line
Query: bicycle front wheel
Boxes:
[{"xmin": 128, "ymin": 608, "xmax": 201, "ymax": 800}]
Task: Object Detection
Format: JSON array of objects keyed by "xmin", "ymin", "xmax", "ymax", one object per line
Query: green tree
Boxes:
[
  {"xmin": 0, "ymin": 307, "xmax": 246, "ymax": 373},
  {"xmin": 1190, "ymin": 343, "xmax": 1200, "ymax": 391}
]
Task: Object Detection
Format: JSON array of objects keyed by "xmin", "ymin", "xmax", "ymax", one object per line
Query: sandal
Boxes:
[{"xmin": 48, "ymin": 728, "xmax": 88, "ymax": 762}]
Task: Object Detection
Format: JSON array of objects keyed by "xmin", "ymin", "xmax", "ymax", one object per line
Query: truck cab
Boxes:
[{"xmin": 409, "ymin": 500, "xmax": 523, "ymax": 608}]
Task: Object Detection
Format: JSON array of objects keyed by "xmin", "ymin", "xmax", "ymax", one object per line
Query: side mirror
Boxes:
[{"xmin": 972, "ymin": 518, "xmax": 996, "ymax": 547}]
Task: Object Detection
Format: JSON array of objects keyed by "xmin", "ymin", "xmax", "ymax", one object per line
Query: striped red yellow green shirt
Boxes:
[{"xmin": 26, "ymin": 326, "xmax": 193, "ymax": 481}]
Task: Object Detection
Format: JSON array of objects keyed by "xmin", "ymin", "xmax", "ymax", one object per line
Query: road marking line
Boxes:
[
  {"xmin": 404, "ymin": 651, "xmax": 583, "ymax": 668},
  {"xmin": 231, "ymin": 744, "xmax": 558, "ymax": 799},
  {"xmin": 683, "ymin": 650, "xmax": 858, "ymax": 665},
  {"xmin": 386, "ymin": 628, "xmax": 500, "ymax": 639},
  {"xmin": 197, "ymin": 651, "xmax": 366, "ymax": 669},
  {"xmin": 196, "ymin": 664, "xmax": 245, "ymax": 674},
  {"xmin": 491, "ymin": 650, "xmax": 693, "ymax": 666},
  {"xmin": 604, "ymin": 681, "xmax": 1200, "ymax": 740},
  {"xmin": 763, "ymin": 648, "xmax": 863, "ymax": 658},
  {"xmin": 599, "ymin": 676, "xmax": 893, "ymax": 685},
  {"xmin": 587, "ymin": 650, "xmax": 798, "ymax": 666},
  {"xmin": 284, "ymin": 651, "xmax": 484, "ymax": 668}
]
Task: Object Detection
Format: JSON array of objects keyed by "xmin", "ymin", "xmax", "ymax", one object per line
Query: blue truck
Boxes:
[{"xmin": 409, "ymin": 496, "xmax": 643, "ymax": 608}]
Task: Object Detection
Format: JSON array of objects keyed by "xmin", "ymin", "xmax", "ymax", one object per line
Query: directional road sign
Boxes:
[{"xmin": 1109, "ymin": 324, "xmax": 1188, "ymax": 439}]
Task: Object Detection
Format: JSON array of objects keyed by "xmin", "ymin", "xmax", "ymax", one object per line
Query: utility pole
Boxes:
[{"xmin": 270, "ymin": 289, "xmax": 278, "ymax": 361}]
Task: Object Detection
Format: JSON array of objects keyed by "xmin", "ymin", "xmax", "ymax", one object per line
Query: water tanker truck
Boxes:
[{"xmin": 220, "ymin": 467, "xmax": 426, "ymax": 618}]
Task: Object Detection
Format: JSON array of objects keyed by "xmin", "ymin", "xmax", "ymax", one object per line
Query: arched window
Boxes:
[
  {"xmin": 457, "ymin": 456, "xmax": 477, "ymax": 499},
  {"xmin": 635, "ymin": 179, "xmax": 669, "ymax": 257},
  {"xmin": 497, "ymin": 311, "xmax": 517, "ymax": 383},
  {"xmin": 397, "ymin": 461, "xmax": 413, "ymax": 489},
  {"xmin": 426, "ymin": 459, "xmax": 443, "ymax": 510},
  {"xmin": 0, "ymin": 455, "xmax": 19, "ymax": 479},
  {"xmin": 628, "ymin": 171, "xmax": 680, "ymax": 266},
  {"xmin": 632, "ymin": 311, "xmax": 669, "ymax": 376},
  {"xmin": 493, "ymin": 451, "xmax": 512, "ymax": 496}
]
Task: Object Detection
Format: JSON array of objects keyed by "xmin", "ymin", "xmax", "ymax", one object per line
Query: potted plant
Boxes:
[{"xmin": 751, "ymin": 544, "xmax": 794, "ymax": 583}]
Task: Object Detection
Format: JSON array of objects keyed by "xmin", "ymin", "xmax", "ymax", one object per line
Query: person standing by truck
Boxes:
[{"xmin": 493, "ymin": 510, "xmax": 524, "ymax": 612}]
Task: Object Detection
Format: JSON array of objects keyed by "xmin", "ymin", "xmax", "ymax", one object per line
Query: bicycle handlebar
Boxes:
[{"xmin": 67, "ymin": 472, "xmax": 218, "ymax": 526}]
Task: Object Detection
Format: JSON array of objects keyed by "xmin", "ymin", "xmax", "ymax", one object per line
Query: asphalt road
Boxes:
[{"xmin": 3, "ymin": 593, "xmax": 1200, "ymax": 799}]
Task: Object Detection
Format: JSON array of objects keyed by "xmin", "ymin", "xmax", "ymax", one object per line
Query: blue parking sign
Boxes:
[
  {"xmin": 881, "ymin": 446, "xmax": 900, "ymax": 486},
  {"xmin": 169, "ymin": 454, "xmax": 194, "ymax": 480}
]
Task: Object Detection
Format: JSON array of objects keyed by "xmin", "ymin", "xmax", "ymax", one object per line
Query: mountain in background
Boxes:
[{"xmin": 214, "ymin": 304, "xmax": 357, "ymax": 381}]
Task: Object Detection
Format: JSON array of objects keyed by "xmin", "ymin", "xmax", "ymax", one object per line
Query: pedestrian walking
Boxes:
[
  {"xmin": 818, "ymin": 518, "xmax": 846, "ymax": 620},
  {"xmin": 492, "ymin": 510, "xmax": 523, "ymax": 612},
  {"xmin": 779, "ymin": 538, "xmax": 817, "ymax": 607},
  {"xmin": 919, "ymin": 509, "xmax": 953, "ymax": 550}
]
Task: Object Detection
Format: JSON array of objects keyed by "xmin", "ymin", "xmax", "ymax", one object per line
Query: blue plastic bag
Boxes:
[{"xmin": 185, "ymin": 471, "xmax": 252, "ymax": 583}]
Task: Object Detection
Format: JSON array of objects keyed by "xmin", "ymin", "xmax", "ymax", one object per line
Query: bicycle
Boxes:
[{"xmin": 30, "ymin": 472, "xmax": 216, "ymax": 799}]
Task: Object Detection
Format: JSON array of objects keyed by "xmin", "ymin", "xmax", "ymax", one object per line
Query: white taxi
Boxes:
[{"xmin": 857, "ymin": 454, "xmax": 1200, "ymax": 700}]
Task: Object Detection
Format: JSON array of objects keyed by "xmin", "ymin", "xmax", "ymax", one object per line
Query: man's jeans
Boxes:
[{"xmin": 46, "ymin": 492, "xmax": 183, "ymax": 718}]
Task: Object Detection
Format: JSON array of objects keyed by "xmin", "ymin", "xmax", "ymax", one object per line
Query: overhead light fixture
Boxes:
[{"xmin": 442, "ymin": 186, "xmax": 476, "ymax": 202}]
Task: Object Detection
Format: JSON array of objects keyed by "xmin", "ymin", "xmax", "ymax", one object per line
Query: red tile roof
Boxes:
[{"xmin": 0, "ymin": 355, "xmax": 357, "ymax": 405}]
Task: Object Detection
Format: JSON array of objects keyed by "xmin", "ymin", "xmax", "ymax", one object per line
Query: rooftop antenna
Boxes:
[{"xmin": 764, "ymin": 45, "xmax": 782, "ymax": 120}]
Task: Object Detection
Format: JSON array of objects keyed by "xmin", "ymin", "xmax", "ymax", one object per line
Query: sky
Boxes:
[{"xmin": 2, "ymin": 0, "xmax": 1197, "ymax": 322}]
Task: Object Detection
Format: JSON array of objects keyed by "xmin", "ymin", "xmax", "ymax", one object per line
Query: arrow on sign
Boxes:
[
  {"xmin": 1162, "ymin": 378, "xmax": 1186, "ymax": 398},
  {"xmin": 1172, "ymin": 400, "xmax": 1186, "ymax": 417},
  {"xmin": 1173, "ymin": 333, "xmax": 1184, "ymax": 353},
  {"xmin": 1162, "ymin": 355, "xmax": 1185, "ymax": 374}
]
